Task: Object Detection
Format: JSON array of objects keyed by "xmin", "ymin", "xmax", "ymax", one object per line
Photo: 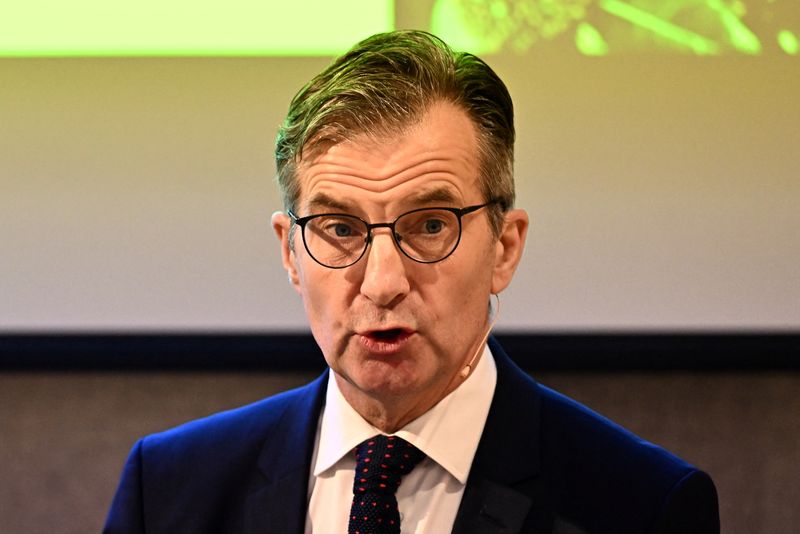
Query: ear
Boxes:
[
  {"xmin": 491, "ymin": 208, "xmax": 529, "ymax": 294},
  {"xmin": 271, "ymin": 211, "xmax": 301, "ymax": 292}
]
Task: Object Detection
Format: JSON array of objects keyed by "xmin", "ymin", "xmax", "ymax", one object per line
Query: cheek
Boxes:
[
  {"xmin": 296, "ymin": 265, "xmax": 354, "ymax": 337},
  {"xmin": 299, "ymin": 270, "xmax": 335, "ymax": 322},
  {"xmin": 297, "ymin": 277, "xmax": 339, "ymax": 361},
  {"xmin": 427, "ymin": 255, "xmax": 495, "ymax": 332},
  {"xmin": 453, "ymin": 242, "xmax": 496, "ymax": 294}
]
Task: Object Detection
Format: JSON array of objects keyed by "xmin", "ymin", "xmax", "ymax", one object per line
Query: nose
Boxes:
[{"xmin": 359, "ymin": 230, "xmax": 410, "ymax": 307}]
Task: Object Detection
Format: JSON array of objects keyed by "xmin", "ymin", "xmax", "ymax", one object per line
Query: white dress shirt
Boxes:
[{"xmin": 304, "ymin": 345, "xmax": 497, "ymax": 534}]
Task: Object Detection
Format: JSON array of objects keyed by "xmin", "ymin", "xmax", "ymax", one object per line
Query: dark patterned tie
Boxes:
[{"xmin": 348, "ymin": 435, "xmax": 426, "ymax": 534}]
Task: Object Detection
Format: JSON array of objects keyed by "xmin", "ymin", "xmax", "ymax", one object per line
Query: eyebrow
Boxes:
[
  {"xmin": 406, "ymin": 187, "xmax": 460, "ymax": 205},
  {"xmin": 305, "ymin": 192, "xmax": 354, "ymax": 213},
  {"xmin": 303, "ymin": 186, "xmax": 461, "ymax": 215}
]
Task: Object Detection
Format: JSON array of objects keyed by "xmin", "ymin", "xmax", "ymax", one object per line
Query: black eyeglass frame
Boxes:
[{"xmin": 288, "ymin": 199, "xmax": 503, "ymax": 269}]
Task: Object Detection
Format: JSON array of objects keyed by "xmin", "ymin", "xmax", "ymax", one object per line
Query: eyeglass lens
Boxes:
[{"xmin": 302, "ymin": 209, "xmax": 461, "ymax": 267}]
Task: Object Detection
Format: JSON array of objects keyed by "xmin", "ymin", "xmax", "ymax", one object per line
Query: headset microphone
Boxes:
[{"xmin": 460, "ymin": 293, "xmax": 501, "ymax": 379}]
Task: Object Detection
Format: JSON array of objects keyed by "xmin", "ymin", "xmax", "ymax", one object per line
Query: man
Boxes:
[{"xmin": 104, "ymin": 30, "xmax": 719, "ymax": 533}]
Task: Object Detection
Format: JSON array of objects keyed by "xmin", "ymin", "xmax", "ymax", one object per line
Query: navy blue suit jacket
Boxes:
[{"xmin": 104, "ymin": 338, "xmax": 719, "ymax": 533}]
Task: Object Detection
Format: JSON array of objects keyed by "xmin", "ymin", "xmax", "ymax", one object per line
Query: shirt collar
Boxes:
[{"xmin": 313, "ymin": 345, "xmax": 497, "ymax": 484}]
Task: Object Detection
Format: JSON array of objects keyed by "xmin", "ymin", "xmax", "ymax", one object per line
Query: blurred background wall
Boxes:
[{"xmin": 2, "ymin": 369, "xmax": 799, "ymax": 533}]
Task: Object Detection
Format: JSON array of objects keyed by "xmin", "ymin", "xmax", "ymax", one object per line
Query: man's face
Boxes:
[{"xmin": 273, "ymin": 102, "xmax": 526, "ymax": 419}]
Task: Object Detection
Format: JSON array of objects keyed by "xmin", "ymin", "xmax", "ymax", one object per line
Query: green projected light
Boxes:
[
  {"xmin": 430, "ymin": 0, "xmax": 800, "ymax": 56},
  {"xmin": 778, "ymin": 29, "xmax": 799, "ymax": 55},
  {"xmin": 2, "ymin": 0, "xmax": 797, "ymax": 56},
  {"xmin": 0, "ymin": 0, "xmax": 393, "ymax": 56},
  {"xmin": 599, "ymin": 0, "xmax": 720, "ymax": 55}
]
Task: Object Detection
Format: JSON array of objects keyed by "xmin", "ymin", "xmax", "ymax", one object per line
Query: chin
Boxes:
[{"xmin": 347, "ymin": 361, "xmax": 426, "ymax": 397}]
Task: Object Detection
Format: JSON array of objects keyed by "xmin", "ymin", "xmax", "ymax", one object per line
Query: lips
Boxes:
[{"xmin": 357, "ymin": 327, "xmax": 415, "ymax": 355}]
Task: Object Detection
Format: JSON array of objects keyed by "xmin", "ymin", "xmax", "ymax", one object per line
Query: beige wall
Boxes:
[{"xmin": 2, "ymin": 54, "xmax": 798, "ymax": 332}]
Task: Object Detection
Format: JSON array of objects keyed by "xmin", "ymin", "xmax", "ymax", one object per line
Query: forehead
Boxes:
[{"xmin": 296, "ymin": 102, "xmax": 482, "ymax": 211}]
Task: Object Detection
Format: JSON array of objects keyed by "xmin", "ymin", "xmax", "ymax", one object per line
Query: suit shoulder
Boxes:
[
  {"xmin": 539, "ymin": 383, "xmax": 695, "ymax": 478},
  {"xmin": 537, "ymin": 383, "xmax": 717, "ymax": 531},
  {"xmin": 488, "ymin": 341, "xmax": 717, "ymax": 531},
  {"xmin": 108, "ymin": 375, "xmax": 326, "ymax": 532},
  {"xmin": 139, "ymin": 374, "xmax": 325, "ymax": 466},
  {"xmin": 490, "ymin": 339, "xmax": 700, "ymax": 482}
]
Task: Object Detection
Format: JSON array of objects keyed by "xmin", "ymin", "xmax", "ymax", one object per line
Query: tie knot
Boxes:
[{"xmin": 353, "ymin": 435, "xmax": 426, "ymax": 495}]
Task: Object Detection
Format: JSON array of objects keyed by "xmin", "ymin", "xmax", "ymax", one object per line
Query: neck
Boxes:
[
  {"xmin": 334, "ymin": 372, "xmax": 452, "ymax": 433},
  {"xmin": 334, "ymin": 340, "xmax": 489, "ymax": 434}
]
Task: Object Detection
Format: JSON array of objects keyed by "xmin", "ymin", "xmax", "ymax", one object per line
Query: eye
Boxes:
[
  {"xmin": 333, "ymin": 223, "xmax": 353, "ymax": 237},
  {"xmin": 316, "ymin": 216, "xmax": 364, "ymax": 239},
  {"xmin": 423, "ymin": 218, "xmax": 444, "ymax": 234},
  {"xmin": 397, "ymin": 210, "xmax": 453, "ymax": 237}
]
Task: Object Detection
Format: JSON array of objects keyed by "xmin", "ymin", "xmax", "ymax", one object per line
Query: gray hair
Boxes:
[{"xmin": 275, "ymin": 30, "xmax": 515, "ymax": 236}]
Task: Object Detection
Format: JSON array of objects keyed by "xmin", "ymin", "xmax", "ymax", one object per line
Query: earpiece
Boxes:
[{"xmin": 460, "ymin": 293, "xmax": 501, "ymax": 379}]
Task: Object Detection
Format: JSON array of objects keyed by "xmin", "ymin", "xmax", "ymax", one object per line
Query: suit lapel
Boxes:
[
  {"xmin": 452, "ymin": 338, "xmax": 550, "ymax": 534},
  {"xmin": 243, "ymin": 371, "xmax": 328, "ymax": 534},
  {"xmin": 452, "ymin": 478, "xmax": 536, "ymax": 534}
]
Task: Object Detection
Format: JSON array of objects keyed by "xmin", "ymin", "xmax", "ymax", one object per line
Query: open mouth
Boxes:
[
  {"xmin": 359, "ymin": 328, "xmax": 414, "ymax": 354},
  {"xmin": 370, "ymin": 328, "xmax": 406, "ymax": 341}
]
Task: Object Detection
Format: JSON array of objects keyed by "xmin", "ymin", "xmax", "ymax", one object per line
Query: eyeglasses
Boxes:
[{"xmin": 288, "ymin": 201, "xmax": 499, "ymax": 269}]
